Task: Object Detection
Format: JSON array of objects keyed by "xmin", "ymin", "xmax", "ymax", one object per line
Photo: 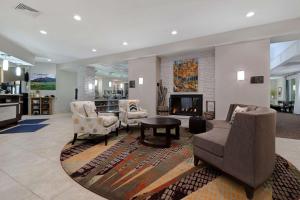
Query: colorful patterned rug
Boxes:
[{"xmin": 60, "ymin": 129, "xmax": 300, "ymax": 200}]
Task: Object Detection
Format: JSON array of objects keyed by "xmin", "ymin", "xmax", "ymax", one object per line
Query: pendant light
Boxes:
[
  {"xmin": 16, "ymin": 66, "xmax": 21, "ymax": 76},
  {"xmin": 3, "ymin": 56, "xmax": 9, "ymax": 71}
]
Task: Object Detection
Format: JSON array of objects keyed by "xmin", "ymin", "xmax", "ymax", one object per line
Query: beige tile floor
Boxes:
[{"xmin": 0, "ymin": 113, "xmax": 299, "ymax": 200}]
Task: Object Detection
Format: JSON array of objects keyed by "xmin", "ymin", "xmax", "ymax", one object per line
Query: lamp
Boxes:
[
  {"xmin": 88, "ymin": 83, "xmax": 93, "ymax": 90},
  {"xmin": 237, "ymin": 71, "xmax": 245, "ymax": 81},
  {"xmin": 16, "ymin": 66, "xmax": 21, "ymax": 76},
  {"xmin": 120, "ymin": 83, "xmax": 124, "ymax": 89},
  {"xmin": 139, "ymin": 77, "xmax": 143, "ymax": 85},
  {"xmin": 3, "ymin": 59, "xmax": 9, "ymax": 71},
  {"xmin": 109, "ymin": 81, "xmax": 112, "ymax": 87},
  {"xmin": 95, "ymin": 79, "xmax": 98, "ymax": 86}
]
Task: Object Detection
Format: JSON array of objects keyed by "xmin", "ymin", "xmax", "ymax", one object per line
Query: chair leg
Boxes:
[
  {"xmin": 72, "ymin": 133, "xmax": 77, "ymax": 145},
  {"xmin": 126, "ymin": 124, "xmax": 129, "ymax": 132},
  {"xmin": 244, "ymin": 185, "xmax": 254, "ymax": 200},
  {"xmin": 116, "ymin": 127, "xmax": 119, "ymax": 136},
  {"xmin": 194, "ymin": 155, "xmax": 200, "ymax": 166},
  {"xmin": 104, "ymin": 135, "xmax": 108, "ymax": 146}
]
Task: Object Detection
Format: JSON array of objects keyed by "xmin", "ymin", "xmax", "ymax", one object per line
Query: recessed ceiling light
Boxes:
[
  {"xmin": 40, "ymin": 30, "xmax": 47, "ymax": 35},
  {"xmin": 92, "ymin": 48, "xmax": 97, "ymax": 52},
  {"xmin": 73, "ymin": 14, "xmax": 82, "ymax": 21},
  {"xmin": 122, "ymin": 41, "xmax": 128, "ymax": 46},
  {"xmin": 171, "ymin": 30, "xmax": 178, "ymax": 35},
  {"xmin": 246, "ymin": 11, "xmax": 255, "ymax": 18},
  {"xmin": 47, "ymin": 58, "xmax": 51, "ymax": 62}
]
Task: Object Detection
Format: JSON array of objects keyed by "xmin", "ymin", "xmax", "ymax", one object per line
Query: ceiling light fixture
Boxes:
[
  {"xmin": 73, "ymin": 14, "xmax": 82, "ymax": 21},
  {"xmin": 3, "ymin": 59, "xmax": 9, "ymax": 71},
  {"xmin": 92, "ymin": 48, "xmax": 97, "ymax": 52},
  {"xmin": 47, "ymin": 58, "xmax": 52, "ymax": 62},
  {"xmin": 40, "ymin": 30, "xmax": 47, "ymax": 35},
  {"xmin": 122, "ymin": 41, "xmax": 128, "ymax": 46},
  {"xmin": 246, "ymin": 11, "xmax": 255, "ymax": 18},
  {"xmin": 171, "ymin": 30, "xmax": 178, "ymax": 35}
]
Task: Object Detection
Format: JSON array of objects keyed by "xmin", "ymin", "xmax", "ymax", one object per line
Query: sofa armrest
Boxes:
[{"xmin": 223, "ymin": 111, "xmax": 276, "ymax": 187}]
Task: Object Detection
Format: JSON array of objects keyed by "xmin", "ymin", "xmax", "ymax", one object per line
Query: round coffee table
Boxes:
[{"xmin": 140, "ymin": 117, "xmax": 181, "ymax": 148}]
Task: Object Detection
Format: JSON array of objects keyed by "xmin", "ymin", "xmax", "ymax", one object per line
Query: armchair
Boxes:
[
  {"xmin": 193, "ymin": 104, "xmax": 276, "ymax": 199},
  {"xmin": 70, "ymin": 101, "xmax": 119, "ymax": 145},
  {"xmin": 119, "ymin": 99, "xmax": 148, "ymax": 131}
]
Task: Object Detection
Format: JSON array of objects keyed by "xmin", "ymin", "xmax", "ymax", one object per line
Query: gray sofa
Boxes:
[{"xmin": 193, "ymin": 104, "xmax": 276, "ymax": 199}]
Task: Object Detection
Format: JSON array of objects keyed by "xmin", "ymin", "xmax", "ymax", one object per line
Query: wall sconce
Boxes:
[
  {"xmin": 95, "ymin": 79, "xmax": 98, "ymax": 86},
  {"xmin": 3, "ymin": 59, "xmax": 9, "ymax": 71},
  {"xmin": 293, "ymin": 85, "xmax": 296, "ymax": 91},
  {"xmin": 237, "ymin": 71, "xmax": 245, "ymax": 81},
  {"xmin": 120, "ymin": 83, "xmax": 124, "ymax": 89},
  {"xmin": 88, "ymin": 83, "xmax": 93, "ymax": 90},
  {"xmin": 139, "ymin": 77, "xmax": 143, "ymax": 85},
  {"xmin": 16, "ymin": 66, "xmax": 21, "ymax": 76},
  {"xmin": 109, "ymin": 81, "xmax": 112, "ymax": 87}
]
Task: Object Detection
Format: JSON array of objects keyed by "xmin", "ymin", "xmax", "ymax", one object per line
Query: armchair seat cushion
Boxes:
[
  {"xmin": 102, "ymin": 116, "xmax": 118, "ymax": 127},
  {"xmin": 208, "ymin": 120, "xmax": 231, "ymax": 129},
  {"xmin": 127, "ymin": 111, "xmax": 147, "ymax": 119},
  {"xmin": 193, "ymin": 128, "xmax": 230, "ymax": 157}
]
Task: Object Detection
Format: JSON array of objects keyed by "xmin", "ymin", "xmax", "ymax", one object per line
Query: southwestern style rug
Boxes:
[{"xmin": 60, "ymin": 129, "xmax": 300, "ymax": 200}]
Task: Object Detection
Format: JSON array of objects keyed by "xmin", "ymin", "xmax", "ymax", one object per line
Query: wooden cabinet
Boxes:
[{"xmin": 30, "ymin": 97, "xmax": 53, "ymax": 115}]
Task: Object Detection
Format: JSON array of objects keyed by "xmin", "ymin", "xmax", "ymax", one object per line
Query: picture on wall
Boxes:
[
  {"xmin": 30, "ymin": 73, "xmax": 56, "ymax": 90},
  {"xmin": 173, "ymin": 58, "xmax": 198, "ymax": 92}
]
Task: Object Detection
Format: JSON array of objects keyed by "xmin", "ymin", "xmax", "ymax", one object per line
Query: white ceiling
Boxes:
[{"xmin": 1, "ymin": 0, "xmax": 300, "ymax": 64}]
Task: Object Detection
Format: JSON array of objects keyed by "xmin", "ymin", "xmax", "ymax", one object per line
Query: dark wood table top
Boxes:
[{"xmin": 140, "ymin": 117, "xmax": 181, "ymax": 127}]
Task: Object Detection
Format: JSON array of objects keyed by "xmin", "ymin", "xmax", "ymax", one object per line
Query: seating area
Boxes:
[{"xmin": 1, "ymin": 1, "xmax": 300, "ymax": 200}]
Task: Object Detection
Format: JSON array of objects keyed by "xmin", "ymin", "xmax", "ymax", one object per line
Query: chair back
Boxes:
[
  {"xmin": 70, "ymin": 101, "xmax": 96, "ymax": 117},
  {"xmin": 119, "ymin": 99, "xmax": 140, "ymax": 112}
]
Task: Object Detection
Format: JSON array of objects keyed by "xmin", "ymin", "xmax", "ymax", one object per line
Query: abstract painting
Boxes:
[
  {"xmin": 173, "ymin": 58, "xmax": 198, "ymax": 92},
  {"xmin": 30, "ymin": 73, "xmax": 56, "ymax": 90}
]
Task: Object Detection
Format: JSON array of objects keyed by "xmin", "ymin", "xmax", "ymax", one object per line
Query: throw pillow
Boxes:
[
  {"xmin": 230, "ymin": 106, "xmax": 248, "ymax": 124},
  {"xmin": 128, "ymin": 101, "xmax": 138, "ymax": 112}
]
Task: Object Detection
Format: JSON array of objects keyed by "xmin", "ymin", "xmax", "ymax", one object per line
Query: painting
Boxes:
[
  {"xmin": 30, "ymin": 73, "xmax": 56, "ymax": 90},
  {"xmin": 173, "ymin": 58, "xmax": 198, "ymax": 92}
]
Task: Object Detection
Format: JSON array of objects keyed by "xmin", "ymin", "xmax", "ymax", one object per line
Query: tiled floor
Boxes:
[{"xmin": 0, "ymin": 113, "xmax": 299, "ymax": 200}]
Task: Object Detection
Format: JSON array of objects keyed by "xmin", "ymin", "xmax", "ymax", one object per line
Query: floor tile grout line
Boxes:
[{"xmin": 0, "ymin": 168, "xmax": 45, "ymax": 200}]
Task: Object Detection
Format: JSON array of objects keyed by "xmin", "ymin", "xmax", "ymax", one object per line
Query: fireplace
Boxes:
[{"xmin": 169, "ymin": 94, "xmax": 203, "ymax": 116}]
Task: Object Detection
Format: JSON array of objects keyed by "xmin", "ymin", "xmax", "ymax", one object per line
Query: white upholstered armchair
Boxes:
[
  {"xmin": 70, "ymin": 101, "xmax": 119, "ymax": 145},
  {"xmin": 119, "ymin": 99, "xmax": 148, "ymax": 131}
]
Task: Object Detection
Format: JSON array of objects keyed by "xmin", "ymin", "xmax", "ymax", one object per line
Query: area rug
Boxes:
[
  {"xmin": 18, "ymin": 119, "xmax": 49, "ymax": 125},
  {"xmin": 0, "ymin": 124, "xmax": 48, "ymax": 134},
  {"xmin": 60, "ymin": 130, "xmax": 300, "ymax": 200}
]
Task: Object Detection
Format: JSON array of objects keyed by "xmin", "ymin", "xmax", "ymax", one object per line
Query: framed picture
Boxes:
[
  {"xmin": 173, "ymin": 58, "xmax": 198, "ymax": 92},
  {"xmin": 129, "ymin": 80, "xmax": 135, "ymax": 88},
  {"xmin": 30, "ymin": 73, "xmax": 56, "ymax": 90},
  {"xmin": 278, "ymin": 87, "xmax": 282, "ymax": 97}
]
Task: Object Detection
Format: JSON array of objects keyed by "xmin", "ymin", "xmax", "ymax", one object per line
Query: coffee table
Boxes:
[{"xmin": 140, "ymin": 117, "xmax": 181, "ymax": 148}]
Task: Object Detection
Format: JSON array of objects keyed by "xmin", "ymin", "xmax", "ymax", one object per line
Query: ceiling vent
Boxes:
[{"xmin": 15, "ymin": 3, "xmax": 40, "ymax": 17}]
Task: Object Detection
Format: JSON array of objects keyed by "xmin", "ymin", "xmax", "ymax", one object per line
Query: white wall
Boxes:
[
  {"xmin": 160, "ymin": 50, "xmax": 215, "ymax": 111},
  {"xmin": 128, "ymin": 56, "xmax": 160, "ymax": 116},
  {"xmin": 29, "ymin": 62, "xmax": 77, "ymax": 113},
  {"xmin": 215, "ymin": 39, "xmax": 270, "ymax": 119},
  {"xmin": 56, "ymin": 69, "xmax": 77, "ymax": 113}
]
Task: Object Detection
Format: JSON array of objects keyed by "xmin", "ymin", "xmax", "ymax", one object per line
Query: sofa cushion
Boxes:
[
  {"xmin": 193, "ymin": 128, "xmax": 230, "ymax": 157},
  {"xmin": 102, "ymin": 116, "xmax": 118, "ymax": 127},
  {"xmin": 127, "ymin": 111, "xmax": 147, "ymax": 119},
  {"xmin": 230, "ymin": 106, "xmax": 248, "ymax": 124},
  {"xmin": 208, "ymin": 120, "xmax": 231, "ymax": 129}
]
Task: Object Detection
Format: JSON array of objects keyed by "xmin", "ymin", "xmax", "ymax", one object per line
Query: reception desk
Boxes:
[{"xmin": 0, "ymin": 95, "xmax": 22, "ymax": 128}]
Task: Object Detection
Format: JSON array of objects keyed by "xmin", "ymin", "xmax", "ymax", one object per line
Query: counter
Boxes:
[{"xmin": 0, "ymin": 95, "xmax": 22, "ymax": 128}]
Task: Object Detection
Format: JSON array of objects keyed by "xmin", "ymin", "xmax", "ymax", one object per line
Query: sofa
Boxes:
[
  {"xmin": 193, "ymin": 104, "xmax": 276, "ymax": 199},
  {"xmin": 70, "ymin": 101, "xmax": 119, "ymax": 145},
  {"xmin": 119, "ymin": 99, "xmax": 148, "ymax": 131}
]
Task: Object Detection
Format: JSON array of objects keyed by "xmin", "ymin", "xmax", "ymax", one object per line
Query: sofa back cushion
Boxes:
[{"xmin": 229, "ymin": 106, "xmax": 248, "ymax": 124}]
